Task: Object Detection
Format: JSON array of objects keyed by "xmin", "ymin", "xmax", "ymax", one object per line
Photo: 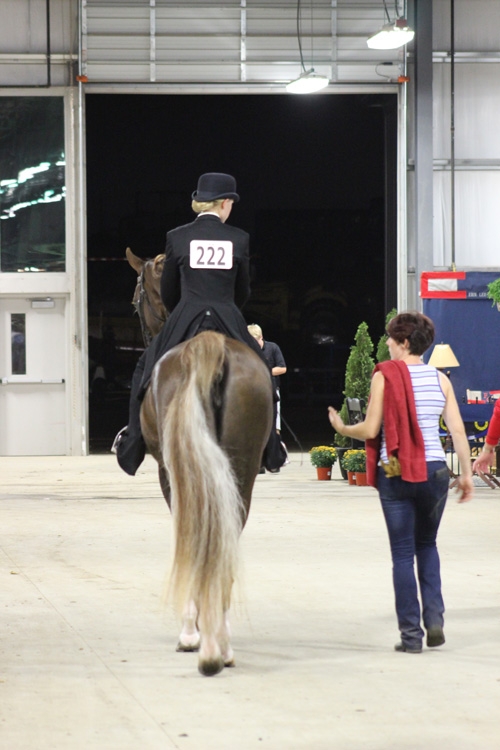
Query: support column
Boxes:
[{"xmin": 413, "ymin": 0, "xmax": 434, "ymax": 309}]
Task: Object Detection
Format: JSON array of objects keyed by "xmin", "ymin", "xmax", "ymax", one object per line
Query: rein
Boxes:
[{"xmin": 133, "ymin": 269, "xmax": 166, "ymax": 346}]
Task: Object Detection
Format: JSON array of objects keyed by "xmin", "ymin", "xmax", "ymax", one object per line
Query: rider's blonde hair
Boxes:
[{"xmin": 191, "ymin": 199, "xmax": 224, "ymax": 214}]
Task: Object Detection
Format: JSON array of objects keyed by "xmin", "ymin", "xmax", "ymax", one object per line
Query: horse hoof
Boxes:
[
  {"xmin": 198, "ymin": 657, "xmax": 224, "ymax": 677},
  {"xmin": 222, "ymin": 645, "xmax": 235, "ymax": 667},
  {"xmin": 176, "ymin": 640, "xmax": 200, "ymax": 653}
]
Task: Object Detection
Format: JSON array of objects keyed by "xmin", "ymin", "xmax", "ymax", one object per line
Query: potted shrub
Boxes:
[
  {"xmin": 487, "ymin": 278, "xmax": 500, "ymax": 311},
  {"xmin": 376, "ymin": 308, "xmax": 398, "ymax": 363},
  {"xmin": 343, "ymin": 322, "xmax": 374, "ymax": 406},
  {"xmin": 341, "ymin": 449, "xmax": 367, "ymax": 485},
  {"xmin": 334, "ymin": 322, "xmax": 375, "ymax": 462},
  {"xmin": 309, "ymin": 445, "xmax": 337, "ymax": 480}
]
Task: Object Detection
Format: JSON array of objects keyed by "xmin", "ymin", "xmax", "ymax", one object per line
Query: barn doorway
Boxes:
[{"xmin": 85, "ymin": 93, "xmax": 397, "ymax": 451}]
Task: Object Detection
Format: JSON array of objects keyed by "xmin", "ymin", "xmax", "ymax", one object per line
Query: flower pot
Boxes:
[
  {"xmin": 355, "ymin": 471, "xmax": 368, "ymax": 486},
  {"xmin": 347, "ymin": 471, "xmax": 357, "ymax": 485},
  {"xmin": 335, "ymin": 447, "xmax": 349, "ymax": 480},
  {"xmin": 316, "ymin": 466, "xmax": 332, "ymax": 480}
]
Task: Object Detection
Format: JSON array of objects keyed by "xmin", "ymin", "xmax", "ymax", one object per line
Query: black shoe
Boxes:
[
  {"xmin": 258, "ymin": 467, "xmax": 266, "ymax": 474},
  {"xmin": 426, "ymin": 627, "xmax": 445, "ymax": 648},
  {"xmin": 394, "ymin": 641, "xmax": 422, "ymax": 654},
  {"xmin": 269, "ymin": 468, "xmax": 280, "ymax": 473}
]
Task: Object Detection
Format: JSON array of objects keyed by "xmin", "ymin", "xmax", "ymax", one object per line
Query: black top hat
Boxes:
[{"xmin": 192, "ymin": 172, "xmax": 240, "ymax": 202}]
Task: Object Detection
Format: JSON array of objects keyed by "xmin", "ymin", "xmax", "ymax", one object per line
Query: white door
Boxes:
[{"xmin": 0, "ymin": 297, "xmax": 67, "ymax": 455}]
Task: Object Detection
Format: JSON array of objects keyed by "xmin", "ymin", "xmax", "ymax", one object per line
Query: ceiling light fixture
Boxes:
[
  {"xmin": 286, "ymin": 1, "xmax": 329, "ymax": 94},
  {"xmin": 286, "ymin": 70, "xmax": 329, "ymax": 94},
  {"xmin": 367, "ymin": 2, "xmax": 415, "ymax": 50}
]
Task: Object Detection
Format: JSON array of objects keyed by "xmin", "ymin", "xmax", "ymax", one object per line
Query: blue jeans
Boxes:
[{"xmin": 378, "ymin": 461, "xmax": 449, "ymax": 647}]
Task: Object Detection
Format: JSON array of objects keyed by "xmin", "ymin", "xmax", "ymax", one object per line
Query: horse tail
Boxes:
[{"xmin": 162, "ymin": 332, "xmax": 244, "ymax": 636}]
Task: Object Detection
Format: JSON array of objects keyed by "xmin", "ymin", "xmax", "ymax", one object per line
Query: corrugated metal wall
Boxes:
[
  {"xmin": 0, "ymin": 0, "xmax": 76, "ymax": 87},
  {"xmin": 82, "ymin": 0, "xmax": 402, "ymax": 86},
  {"xmin": 408, "ymin": 0, "xmax": 500, "ymax": 269}
]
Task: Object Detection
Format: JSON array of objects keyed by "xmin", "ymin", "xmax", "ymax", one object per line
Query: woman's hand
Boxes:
[
  {"xmin": 472, "ymin": 447, "xmax": 495, "ymax": 475},
  {"xmin": 455, "ymin": 475, "xmax": 474, "ymax": 503},
  {"xmin": 328, "ymin": 406, "xmax": 345, "ymax": 434}
]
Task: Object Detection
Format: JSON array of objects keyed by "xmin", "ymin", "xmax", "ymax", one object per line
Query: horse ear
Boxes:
[
  {"xmin": 152, "ymin": 254, "xmax": 165, "ymax": 278},
  {"xmin": 125, "ymin": 247, "xmax": 144, "ymax": 274}
]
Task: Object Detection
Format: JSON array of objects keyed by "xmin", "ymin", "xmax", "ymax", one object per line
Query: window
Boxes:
[
  {"xmin": 0, "ymin": 97, "xmax": 66, "ymax": 272},
  {"xmin": 11, "ymin": 313, "xmax": 26, "ymax": 374}
]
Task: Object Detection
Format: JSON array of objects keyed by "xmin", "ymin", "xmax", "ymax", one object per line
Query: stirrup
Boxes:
[
  {"xmin": 111, "ymin": 426, "xmax": 128, "ymax": 454},
  {"xmin": 280, "ymin": 440, "xmax": 290, "ymax": 466}
]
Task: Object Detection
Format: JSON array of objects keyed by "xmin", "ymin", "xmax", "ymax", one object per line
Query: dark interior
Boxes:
[{"xmin": 85, "ymin": 93, "xmax": 397, "ymax": 451}]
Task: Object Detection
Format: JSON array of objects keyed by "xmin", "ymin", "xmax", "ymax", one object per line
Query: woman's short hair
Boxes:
[
  {"xmin": 386, "ymin": 311, "xmax": 435, "ymax": 356},
  {"xmin": 191, "ymin": 198, "xmax": 224, "ymax": 214}
]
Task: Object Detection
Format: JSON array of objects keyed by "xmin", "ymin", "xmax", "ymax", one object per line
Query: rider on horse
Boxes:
[{"xmin": 113, "ymin": 172, "xmax": 284, "ymax": 476}]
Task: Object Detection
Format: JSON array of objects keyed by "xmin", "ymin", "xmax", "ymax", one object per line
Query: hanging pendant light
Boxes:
[
  {"xmin": 286, "ymin": 69, "xmax": 329, "ymax": 94},
  {"xmin": 367, "ymin": 1, "xmax": 415, "ymax": 50},
  {"xmin": 286, "ymin": 0, "xmax": 329, "ymax": 94},
  {"xmin": 367, "ymin": 18, "xmax": 415, "ymax": 49}
]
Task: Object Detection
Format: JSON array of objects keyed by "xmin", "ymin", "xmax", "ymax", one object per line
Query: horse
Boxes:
[
  {"xmin": 125, "ymin": 248, "xmax": 273, "ymax": 676},
  {"xmin": 126, "ymin": 247, "xmax": 167, "ymax": 344}
]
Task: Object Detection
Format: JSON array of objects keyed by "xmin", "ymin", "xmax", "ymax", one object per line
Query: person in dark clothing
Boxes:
[
  {"xmin": 248, "ymin": 324, "xmax": 289, "ymax": 473},
  {"xmin": 248, "ymin": 324, "xmax": 287, "ymax": 414},
  {"xmin": 113, "ymin": 172, "xmax": 283, "ymax": 476}
]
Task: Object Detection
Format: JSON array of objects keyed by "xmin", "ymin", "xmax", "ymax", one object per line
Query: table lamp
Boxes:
[{"xmin": 428, "ymin": 343, "xmax": 460, "ymax": 377}]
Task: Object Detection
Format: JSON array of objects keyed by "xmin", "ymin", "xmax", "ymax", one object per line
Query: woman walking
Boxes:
[{"xmin": 328, "ymin": 311, "xmax": 473, "ymax": 653}]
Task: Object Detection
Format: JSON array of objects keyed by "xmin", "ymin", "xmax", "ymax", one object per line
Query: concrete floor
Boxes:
[{"xmin": 1, "ymin": 453, "xmax": 499, "ymax": 750}]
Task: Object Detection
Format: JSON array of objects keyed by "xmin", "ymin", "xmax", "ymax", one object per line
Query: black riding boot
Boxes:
[
  {"xmin": 262, "ymin": 399, "xmax": 287, "ymax": 472},
  {"xmin": 113, "ymin": 354, "xmax": 147, "ymax": 476}
]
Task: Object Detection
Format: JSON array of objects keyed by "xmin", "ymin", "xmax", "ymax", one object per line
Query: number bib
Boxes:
[{"xmin": 190, "ymin": 240, "xmax": 233, "ymax": 269}]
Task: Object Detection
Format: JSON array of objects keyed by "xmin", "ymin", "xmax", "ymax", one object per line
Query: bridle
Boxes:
[{"xmin": 133, "ymin": 267, "xmax": 167, "ymax": 346}]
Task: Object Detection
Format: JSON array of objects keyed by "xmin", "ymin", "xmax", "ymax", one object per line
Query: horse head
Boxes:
[{"xmin": 125, "ymin": 247, "xmax": 168, "ymax": 345}]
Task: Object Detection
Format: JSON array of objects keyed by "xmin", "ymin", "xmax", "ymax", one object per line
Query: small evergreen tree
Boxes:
[
  {"xmin": 344, "ymin": 321, "xmax": 375, "ymax": 402},
  {"xmin": 376, "ymin": 308, "xmax": 398, "ymax": 363},
  {"xmin": 334, "ymin": 321, "xmax": 375, "ymax": 447}
]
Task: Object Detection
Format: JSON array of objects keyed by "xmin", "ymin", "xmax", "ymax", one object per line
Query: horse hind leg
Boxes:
[
  {"xmin": 176, "ymin": 600, "xmax": 201, "ymax": 653},
  {"xmin": 219, "ymin": 611, "xmax": 235, "ymax": 668},
  {"xmin": 197, "ymin": 606, "xmax": 225, "ymax": 676},
  {"xmin": 198, "ymin": 632, "xmax": 224, "ymax": 677},
  {"xmin": 198, "ymin": 610, "xmax": 233, "ymax": 676}
]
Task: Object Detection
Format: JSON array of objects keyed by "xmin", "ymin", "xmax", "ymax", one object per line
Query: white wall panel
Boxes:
[
  {"xmin": 0, "ymin": 0, "xmax": 75, "ymax": 54},
  {"xmin": 434, "ymin": 65, "xmax": 500, "ymax": 160},
  {"xmin": 0, "ymin": 0, "xmax": 77, "ymax": 86},
  {"xmin": 434, "ymin": 171, "xmax": 500, "ymax": 267},
  {"xmin": 432, "ymin": 0, "xmax": 500, "ymax": 269},
  {"xmin": 433, "ymin": 0, "xmax": 500, "ymax": 51}
]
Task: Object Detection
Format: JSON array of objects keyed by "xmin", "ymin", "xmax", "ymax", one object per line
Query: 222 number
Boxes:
[{"xmin": 189, "ymin": 240, "xmax": 233, "ymax": 269}]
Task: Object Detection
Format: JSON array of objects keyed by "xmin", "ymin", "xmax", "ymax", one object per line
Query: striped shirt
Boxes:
[{"xmin": 380, "ymin": 364, "xmax": 446, "ymax": 463}]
